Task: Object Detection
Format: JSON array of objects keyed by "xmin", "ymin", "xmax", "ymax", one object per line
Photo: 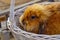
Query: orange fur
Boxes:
[
  {"xmin": 43, "ymin": 3, "xmax": 60, "ymax": 35},
  {"xmin": 19, "ymin": 2, "xmax": 60, "ymax": 34}
]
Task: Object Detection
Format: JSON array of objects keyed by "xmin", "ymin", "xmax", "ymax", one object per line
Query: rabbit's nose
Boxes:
[{"xmin": 22, "ymin": 20, "xmax": 28, "ymax": 25}]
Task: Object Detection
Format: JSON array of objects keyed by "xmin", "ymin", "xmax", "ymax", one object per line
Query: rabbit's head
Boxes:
[{"xmin": 19, "ymin": 4, "xmax": 50, "ymax": 33}]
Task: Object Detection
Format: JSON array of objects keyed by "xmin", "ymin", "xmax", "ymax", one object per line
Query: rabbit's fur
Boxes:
[{"xmin": 19, "ymin": 2, "xmax": 60, "ymax": 35}]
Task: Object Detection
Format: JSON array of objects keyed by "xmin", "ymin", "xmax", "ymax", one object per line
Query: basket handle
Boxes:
[{"xmin": 9, "ymin": 0, "xmax": 16, "ymax": 27}]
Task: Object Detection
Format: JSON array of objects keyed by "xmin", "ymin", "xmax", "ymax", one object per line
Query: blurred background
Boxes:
[
  {"xmin": 0, "ymin": 0, "xmax": 60, "ymax": 11},
  {"xmin": 0, "ymin": 0, "xmax": 60, "ymax": 40}
]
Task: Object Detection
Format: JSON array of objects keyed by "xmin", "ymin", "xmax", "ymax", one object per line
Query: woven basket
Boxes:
[{"xmin": 7, "ymin": 2, "xmax": 60, "ymax": 40}]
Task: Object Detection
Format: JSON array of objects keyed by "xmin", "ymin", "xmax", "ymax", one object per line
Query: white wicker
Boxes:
[{"xmin": 7, "ymin": 2, "xmax": 60, "ymax": 40}]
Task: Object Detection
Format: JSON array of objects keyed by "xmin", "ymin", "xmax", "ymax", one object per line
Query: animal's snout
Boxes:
[{"xmin": 22, "ymin": 19, "xmax": 29, "ymax": 26}]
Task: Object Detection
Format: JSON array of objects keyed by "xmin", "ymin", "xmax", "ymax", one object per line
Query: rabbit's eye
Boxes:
[{"xmin": 31, "ymin": 16, "xmax": 36, "ymax": 19}]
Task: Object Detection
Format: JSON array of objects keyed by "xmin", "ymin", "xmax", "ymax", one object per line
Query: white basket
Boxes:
[{"xmin": 8, "ymin": 2, "xmax": 60, "ymax": 40}]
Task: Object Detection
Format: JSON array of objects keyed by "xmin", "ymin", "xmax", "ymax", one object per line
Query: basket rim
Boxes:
[{"xmin": 7, "ymin": 19, "xmax": 60, "ymax": 39}]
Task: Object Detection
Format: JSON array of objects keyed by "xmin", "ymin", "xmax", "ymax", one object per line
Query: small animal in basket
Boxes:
[{"xmin": 19, "ymin": 2, "xmax": 60, "ymax": 35}]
